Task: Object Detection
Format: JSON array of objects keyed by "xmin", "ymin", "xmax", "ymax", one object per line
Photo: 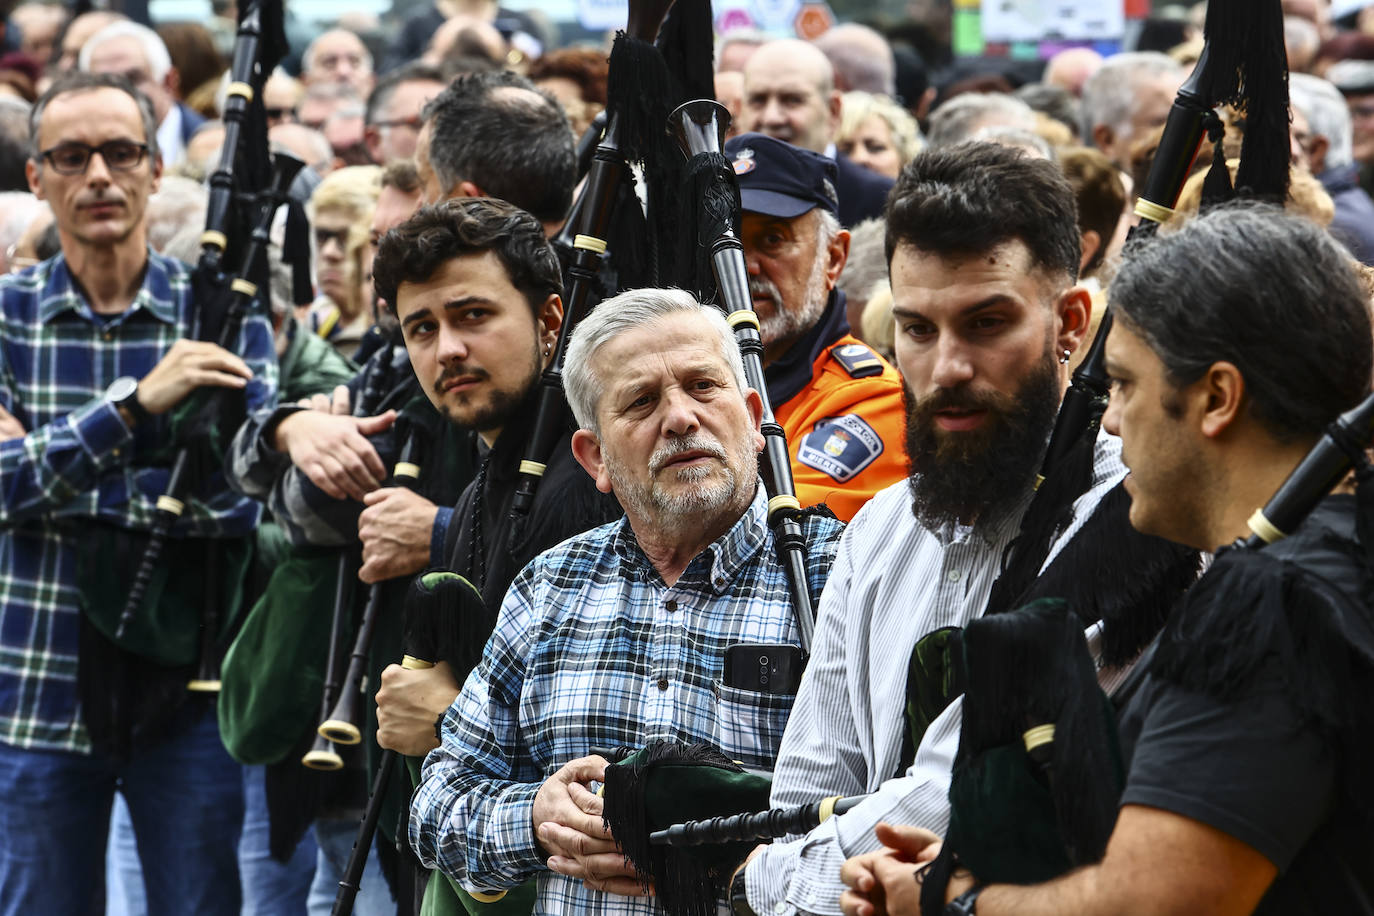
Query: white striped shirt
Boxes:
[{"xmin": 745, "ymin": 432, "xmax": 1128, "ymax": 915}]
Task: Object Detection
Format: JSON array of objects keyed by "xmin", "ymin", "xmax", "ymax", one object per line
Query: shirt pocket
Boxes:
[{"xmin": 714, "ymin": 682, "xmax": 795, "ymax": 767}]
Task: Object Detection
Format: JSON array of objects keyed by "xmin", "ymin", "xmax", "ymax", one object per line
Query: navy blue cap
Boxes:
[{"xmin": 724, "ymin": 132, "xmax": 840, "ymax": 219}]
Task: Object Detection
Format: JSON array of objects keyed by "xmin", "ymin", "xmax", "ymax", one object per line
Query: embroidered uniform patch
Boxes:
[
  {"xmin": 831, "ymin": 343, "xmax": 883, "ymax": 378},
  {"xmin": 797, "ymin": 414, "xmax": 884, "ymax": 482}
]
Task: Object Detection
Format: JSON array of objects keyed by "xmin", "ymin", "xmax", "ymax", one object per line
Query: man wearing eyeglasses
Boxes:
[
  {"xmin": 364, "ymin": 62, "xmax": 446, "ymax": 165},
  {"xmin": 0, "ymin": 72, "xmax": 276, "ymax": 915}
]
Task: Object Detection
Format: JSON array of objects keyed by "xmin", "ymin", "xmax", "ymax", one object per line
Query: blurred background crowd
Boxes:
[
  {"xmin": 5, "ymin": 0, "xmax": 1374, "ymax": 367},
  {"xmin": 3, "ymin": 0, "xmax": 1373, "ymax": 913}
]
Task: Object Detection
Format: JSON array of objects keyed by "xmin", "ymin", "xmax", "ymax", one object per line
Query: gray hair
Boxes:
[
  {"xmin": 78, "ymin": 20, "xmax": 173, "ymax": 81},
  {"xmin": 813, "ymin": 23, "xmax": 895, "ymax": 97},
  {"xmin": 972, "ymin": 125, "xmax": 1056, "ymax": 162},
  {"xmin": 29, "ymin": 72, "xmax": 160, "ymax": 167},
  {"xmin": 0, "ymin": 192, "xmax": 45, "ymax": 254},
  {"xmin": 1284, "ymin": 15, "xmax": 1320, "ymax": 67},
  {"xmin": 146, "ymin": 175, "xmax": 208, "ymax": 253},
  {"xmin": 836, "ymin": 216, "xmax": 888, "ymax": 310},
  {"xmin": 563, "ymin": 288, "xmax": 750, "ymax": 432},
  {"xmin": 1079, "ymin": 51, "xmax": 1182, "ymax": 142},
  {"xmin": 927, "ymin": 93, "xmax": 1036, "ymax": 149},
  {"xmin": 716, "ymin": 28, "xmax": 769, "ymax": 70},
  {"xmin": 1289, "ymin": 73, "xmax": 1354, "ymax": 171}
]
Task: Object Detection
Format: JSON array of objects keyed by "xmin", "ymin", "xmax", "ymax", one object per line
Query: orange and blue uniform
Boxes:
[{"xmin": 765, "ymin": 292, "xmax": 907, "ymax": 522}]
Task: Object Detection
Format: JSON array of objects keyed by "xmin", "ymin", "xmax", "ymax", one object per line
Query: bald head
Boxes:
[
  {"xmin": 1044, "ymin": 47, "xmax": 1103, "ymax": 97},
  {"xmin": 814, "ymin": 24, "xmax": 895, "ymax": 96},
  {"xmin": 741, "ymin": 40, "xmax": 840, "ymax": 153}
]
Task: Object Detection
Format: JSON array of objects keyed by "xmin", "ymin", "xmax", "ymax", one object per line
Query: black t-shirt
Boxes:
[{"xmin": 1116, "ymin": 498, "xmax": 1374, "ymax": 914}]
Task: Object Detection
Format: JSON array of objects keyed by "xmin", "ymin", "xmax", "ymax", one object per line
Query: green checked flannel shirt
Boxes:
[{"xmin": 0, "ymin": 251, "xmax": 277, "ymax": 753}]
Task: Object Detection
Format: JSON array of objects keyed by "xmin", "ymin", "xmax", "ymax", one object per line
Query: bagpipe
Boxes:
[
  {"xmin": 302, "ymin": 330, "xmax": 406, "ymax": 772},
  {"xmin": 316, "ymin": 433, "xmax": 423, "ymax": 747},
  {"xmin": 667, "ymin": 98, "xmax": 817, "ymax": 652},
  {"xmin": 506, "ymin": 0, "xmax": 674, "ymax": 536},
  {"xmin": 330, "ymin": 570, "xmax": 487, "ymax": 916},
  {"xmin": 111, "ymin": 0, "xmax": 295, "ymax": 693}
]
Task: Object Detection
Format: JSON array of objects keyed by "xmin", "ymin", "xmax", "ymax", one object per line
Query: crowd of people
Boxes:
[{"xmin": 1, "ymin": 0, "xmax": 1373, "ymax": 915}]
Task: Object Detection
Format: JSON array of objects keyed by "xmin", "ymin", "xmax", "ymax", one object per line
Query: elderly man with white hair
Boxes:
[
  {"xmin": 1080, "ymin": 51, "xmax": 1185, "ymax": 170},
  {"xmin": 78, "ymin": 20, "xmax": 206, "ymax": 167},
  {"xmin": 409, "ymin": 288, "xmax": 844, "ymax": 916},
  {"xmin": 1289, "ymin": 72, "xmax": 1374, "ymax": 264}
]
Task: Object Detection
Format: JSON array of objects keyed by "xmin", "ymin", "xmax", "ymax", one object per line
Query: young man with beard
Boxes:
[
  {"xmin": 842, "ymin": 205, "xmax": 1374, "ymax": 916},
  {"xmin": 368, "ymin": 197, "xmax": 620, "ymax": 757},
  {"xmin": 409, "ymin": 289, "xmax": 844, "ymax": 915},
  {"xmin": 724, "ymin": 131, "xmax": 907, "ymax": 522},
  {"xmin": 730, "ymin": 142, "xmax": 1118, "ymax": 916}
]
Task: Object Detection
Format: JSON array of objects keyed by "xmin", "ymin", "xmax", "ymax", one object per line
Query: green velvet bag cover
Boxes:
[
  {"xmin": 944, "ymin": 744, "xmax": 1071, "ymax": 885},
  {"xmin": 901, "ymin": 625, "xmax": 964, "ymax": 767},
  {"xmin": 77, "ymin": 526, "xmax": 251, "ymax": 666},
  {"xmin": 217, "ymin": 547, "xmax": 339, "ymax": 764},
  {"xmin": 602, "ymin": 742, "xmax": 773, "ymax": 916}
]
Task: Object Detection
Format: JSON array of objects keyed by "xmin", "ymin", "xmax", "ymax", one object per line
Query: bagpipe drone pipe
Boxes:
[
  {"xmin": 109, "ymin": 0, "xmax": 298, "ymax": 693},
  {"xmin": 588, "ymin": 7, "xmax": 845, "ymax": 911},
  {"xmin": 330, "ymin": 571, "xmax": 487, "ymax": 916},
  {"xmin": 505, "ymin": 0, "xmax": 676, "ymax": 536}
]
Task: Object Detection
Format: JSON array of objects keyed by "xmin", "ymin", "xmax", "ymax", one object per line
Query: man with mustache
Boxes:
[
  {"xmin": 409, "ymin": 288, "xmax": 844, "ymax": 915},
  {"xmin": 724, "ymin": 131, "xmax": 907, "ymax": 522},
  {"xmin": 842, "ymin": 206, "xmax": 1374, "ymax": 916},
  {"xmin": 729, "ymin": 142, "xmax": 1121, "ymax": 916},
  {"xmin": 0, "ymin": 72, "xmax": 276, "ymax": 913}
]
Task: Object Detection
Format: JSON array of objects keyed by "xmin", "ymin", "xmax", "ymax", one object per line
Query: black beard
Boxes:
[
  {"xmin": 435, "ymin": 342, "xmax": 541, "ymax": 434},
  {"xmin": 904, "ymin": 353, "xmax": 1062, "ymax": 530}
]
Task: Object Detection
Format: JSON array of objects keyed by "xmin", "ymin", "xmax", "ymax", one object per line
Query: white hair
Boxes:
[
  {"xmin": 1079, "ymin": 51, "xmax": 1182, "ymax": 141},
  {"xmin": 1290, "ymin": 72, "xmax": 1354, "ymax": 172},
  {"xmin": 78, "ymin": 20, "xmax": 173, "ymax": 81},
  {"xmin": 0, "ymin": 192, "xmax": 45, "ymax": 257},
  {"xmin": 927, "ymin": 93, "xmax": 1036, "ymax": 149},
  {"xmin": 146, "ymin": 176, "xmax": 208, "ymax": 254},
  {"xmin": 563, "ymin": 288, "xmax": 749, "ymax": 433}
]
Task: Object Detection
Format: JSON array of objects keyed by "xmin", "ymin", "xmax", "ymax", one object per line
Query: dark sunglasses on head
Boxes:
[{"xmin": 40, "ymin": 140, "xmax": 149, "ymax": 175}]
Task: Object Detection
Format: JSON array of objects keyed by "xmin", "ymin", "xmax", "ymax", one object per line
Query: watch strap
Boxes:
[{"xmin": 116, "ymin": 384, "xmax": 153, "ymax": 426}]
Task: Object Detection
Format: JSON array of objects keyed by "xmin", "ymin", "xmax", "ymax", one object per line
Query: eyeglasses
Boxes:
[
  {"xmin": 40, "ymin": 141, "xmax": 149, "ymax": 176},
  {"xmin": 264, "ymin": 107, "xmax": 296, "ymax": 122},
  {"xmin": 372, "ymin": 116, "xmax": 422, "ymax": 132}
]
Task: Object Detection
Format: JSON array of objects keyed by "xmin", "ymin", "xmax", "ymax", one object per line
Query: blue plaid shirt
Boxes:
[
  {"xmin": 0, "ymin": 251, "xmax": 277, "ymax": 753},
  {"xmin": 410, "ymin": 486, "xmax": 844, "ymax": 915}
]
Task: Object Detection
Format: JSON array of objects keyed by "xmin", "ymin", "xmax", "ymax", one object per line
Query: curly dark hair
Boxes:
[
  {"xmin": 372, "ymin": 197, "xmax": 563, "ymax": 317},
  {"xmin": 885, "ymin": 141, "xmax": 1081, "ymax": 284}
]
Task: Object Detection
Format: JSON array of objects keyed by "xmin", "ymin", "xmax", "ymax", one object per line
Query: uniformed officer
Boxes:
[{"xmin": 726, "ymin": 131, "xmax": 907, "ymax": 522}]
